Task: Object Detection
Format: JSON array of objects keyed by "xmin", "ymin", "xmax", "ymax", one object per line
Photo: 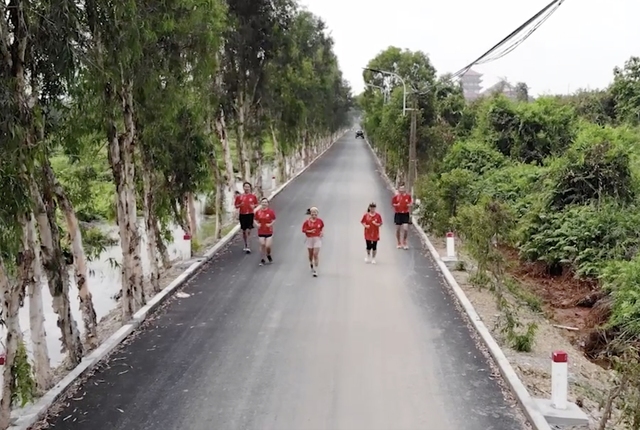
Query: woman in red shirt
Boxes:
[
  {"xmin": 302, "ymin": 207, "xmax": 324, "ymax": 277},
  {"xmin": 254, "ymin": 197, "xmax": 276, "ymax": 265},
  {"xmin": 361, "ymin": 202, "xmax": 383, "ymax": 264}
]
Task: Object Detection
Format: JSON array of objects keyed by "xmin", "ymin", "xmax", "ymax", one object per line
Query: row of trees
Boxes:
[
  {"xmin": 359, "ymin": 50, "xmax": 640, "ymax": 426},
  {"xmin": 0, "ymin": 0, "xmax": 352, "ymax": 425}
]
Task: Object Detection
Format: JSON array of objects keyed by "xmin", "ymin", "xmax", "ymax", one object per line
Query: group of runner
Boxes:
[{"xmin": 234, "ymin": 181, "xmax": 413, "ymax": 275}]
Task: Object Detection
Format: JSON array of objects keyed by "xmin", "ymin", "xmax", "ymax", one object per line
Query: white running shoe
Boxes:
[
  {"xmin": 364, "ymin": 256, "xmax": 370, "ymax": 263},
  {"xmin": 371, "ymin": 259, "xmax": 376, "ymax": 264}
]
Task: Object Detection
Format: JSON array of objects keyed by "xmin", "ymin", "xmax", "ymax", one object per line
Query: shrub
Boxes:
[
  {"xmin": 549, "ymin": 123, "xmax": 636, "ymax": 210},
  {"xmin": 518, "ymin": 202, "xmax": 640, "ymax": 277},
  {"xmin": 441, "ymin": 139, "xmax": 506, "ymax": 175}
]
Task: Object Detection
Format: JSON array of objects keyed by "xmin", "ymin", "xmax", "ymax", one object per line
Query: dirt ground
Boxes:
[{"xmin": 427, "ymin": 235, "xmax": 626, "ymax": 429}]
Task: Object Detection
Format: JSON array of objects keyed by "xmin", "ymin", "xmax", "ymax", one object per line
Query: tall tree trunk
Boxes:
[
  {"xmin": 47, "ymin": 164, "xmax": 98, "ymax": 345},
  {"xmin": 235, "ymin": 92, "xmax": 251, "ymax": 181},
  {"xmin": 31, "ymin": 179, "xmax": 83, "ymax": 367},
  {"xmin": 207, "ymin": 116, "xmax": 225, "ymax": 239},
  {"xmin": 187, "ymin": 193, "xmax": 198, "ymax": 238},
  {"xmin": 214, "ymin": 108, "xmax": 236, "ymax": 214},
  {"xmin": 270, "ymin": 125, "xmax": 285, "ymax": 184},
  {"xmin": 253, "ymin": 143, "xmax": 263, "ymax": 195},
  {"xmin": 23, "ymin": 214, "xmax": 51, "ymax": 393},
  {"xmin": 106, "ymin": 81, "xmax": 145, "ymax": 320},
  {"xmin": 140, "ymin": 153, "xmax": 161, "ymax": 293},
  {"xmin": 0, "ymin": 259, "xmax": 21, "ymax": 429}
]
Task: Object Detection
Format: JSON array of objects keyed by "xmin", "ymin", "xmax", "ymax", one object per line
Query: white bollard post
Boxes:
[
  {"xmin": 551, "ymin": 350, "xmax": 568, "ymax": 410},
  {"xmin": 446, "ymin": 232, "xmax": 456, "ymax": 258},
  {"xmin": 271, "ymin": 175, "xmax": 276, "ymax": 190},
  {"xmin": 183, "ymin": 232, "xmax": 192, "ymax": 260}
]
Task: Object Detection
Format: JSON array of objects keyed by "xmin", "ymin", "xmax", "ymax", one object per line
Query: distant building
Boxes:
[{"xmin": 460, "ymin": 69, "xmax": 483, "ymax": 101}]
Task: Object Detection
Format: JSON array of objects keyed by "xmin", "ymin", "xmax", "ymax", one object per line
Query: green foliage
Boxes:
[
  {"xmin": 11, "ymin": 339, "xmax": 36, "ymax": 408},
  {"xmin": 475, "ymin": 95, "xmax": 576, "ymax": 163},
  {"xmin": 549, "ymin": 123, "xmax": 636, "ymax": 210}
]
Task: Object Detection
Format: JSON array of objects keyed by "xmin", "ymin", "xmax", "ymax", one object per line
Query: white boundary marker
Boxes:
[
  {"xmin": 363, "ymin": 138, "xmax": 553, "ymax": 430},
  {"xmin": 9, "ymin": 130, "xmax": 348, "ymax": 430}
]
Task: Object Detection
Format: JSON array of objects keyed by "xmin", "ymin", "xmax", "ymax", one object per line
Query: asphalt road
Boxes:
[{"xmin": 42, "ymin": 133, "xmax": 525, "ymax": 430}]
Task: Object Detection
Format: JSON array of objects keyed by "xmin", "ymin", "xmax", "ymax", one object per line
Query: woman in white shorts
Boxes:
[{"xmin": 301, "ymin": 207, "xmax": 324, "ymax": 277}]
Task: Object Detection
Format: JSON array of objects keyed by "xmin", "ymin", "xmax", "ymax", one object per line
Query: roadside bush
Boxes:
[
  {"xmin": 549, "ymin": 124, "xmax": 636, "ymax": 210},
  {"xmin": 441, "ymin": 139, "xmax": 506, "ymax": 175},
  {"xmin": 601, "ymin": 257, "xmax": 640, "ymax": 337},
  {"xmin": 518, "ymin": 202, "xmax": 640, "ymax": 278},
  {"xmin": 481, "ymin": 163, "xmax": 547, "ymax": 218}
]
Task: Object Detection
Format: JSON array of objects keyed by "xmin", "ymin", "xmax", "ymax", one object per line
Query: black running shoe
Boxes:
[
  {"xmin": 260, "ymin": 259, "xmax": 265, "ymax": 266},
  {"xmin": 267, "ymin": 255, "xmax": 273, "ymax": 263},
  {"xmin": 312, "ymin": 269, "xmax": 318, "ymax": 277}
]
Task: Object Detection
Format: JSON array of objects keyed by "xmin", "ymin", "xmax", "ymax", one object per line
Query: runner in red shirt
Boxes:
[
  {"xmin": 361, "ymin": 202, "xmax": 383, "ymax": 264},
  {"xmin": 302, "ymin": 207, "xmax": 324, "ymax": 277},
  {"xmin": 254, "ymin": 197, "xmax": 276, "ymax": 265},
  {"xmin": 234, "ymin": 182, "xmax": 259, "ymax": 253},
  {"xmin": 392, "ymin": 183, "xmax": 412, "ymax": 249}
]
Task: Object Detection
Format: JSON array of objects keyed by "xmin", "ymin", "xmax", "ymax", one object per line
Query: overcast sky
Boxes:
[{"xmin": 298, "ymin": 0, "xmax": 640, "ymax": 96}]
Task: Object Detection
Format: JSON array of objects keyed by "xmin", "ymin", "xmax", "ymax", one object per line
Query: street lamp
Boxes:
[
  {"xmin": 364, "ymin": 82, "xmax": 389, "ymax": 104},
  {"xmin": 363, "ymin": 67, "xmax": 408, "ymax": 116}
]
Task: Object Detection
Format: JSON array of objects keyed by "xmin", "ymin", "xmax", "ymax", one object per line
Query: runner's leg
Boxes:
[
  {"xmin": 259, "ymin": 236, "xmax": 266, "ymax": 264},
  {"xmin": 402, "ymin": 219, "xmax": 409, "ymax": 249},
  {"xmin": 371, "ymin": 241, "xmax": 378, "ymax": 263},
  {"xmin": 307, "ymin": 246, "xmax": 314, "ymax": 269},
  {"xmin": 365, "ymin": 240, "xmax": 372, "ymax": 262},
  {"xmin": 265, "ymin": 236, "xmax": 273, "ymax": 262},
  {"xmin": 312, "ymin": 247, "xmax": 320, "ymax": 268}
]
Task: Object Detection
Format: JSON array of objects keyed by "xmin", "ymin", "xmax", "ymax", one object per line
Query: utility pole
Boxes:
[{"xmin": 407, "ymin": 97, "xmax": 418, "ymax": 199}]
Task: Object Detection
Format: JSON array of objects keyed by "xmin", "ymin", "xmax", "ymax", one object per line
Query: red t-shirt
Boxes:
[
  {"xmin": 392, "ymin": 193, "xmax": 412, "ymax": 213},
  {"xmin": 361, "ymin": 212, "xmax": 383, "ymax": 241},
  {"xmin": 302, "ymin": 218, "xmax": 324, "ymax": 238},
  {"xmin": 254, "ymin": 208, "xmax": 276, "ymax": 235},
  {"xmin": 235, "ymin": 193, "xmax": 258, "ymax": 215}
]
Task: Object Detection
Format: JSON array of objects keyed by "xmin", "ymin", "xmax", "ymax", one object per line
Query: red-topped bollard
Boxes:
[
  {"xmin": 183, "ymin": 233, "xmax": 192, "ymax": 260},
  {"xmin": 446, "ymin": 232, "xmax": 455, "ymax": 259},
  {"xmin": 551, "ymin": 350, "xmax": 568, "ymax": 410}
]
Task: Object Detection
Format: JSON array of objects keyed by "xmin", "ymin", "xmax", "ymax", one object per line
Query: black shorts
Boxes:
[
  {"xmin": 394, "ymin": 212, "xmax": 411, "ymax": 225},
  {"xmin": 239, "ymin": 213, "xmax": 254, "ymax": 230},
  {"xmin": 258, "ymin": 234, "xmax": 272, "ymax": 238},
  {"xmin": 365, "ymin": 240, "xmax": 378, "ymax": 251}
]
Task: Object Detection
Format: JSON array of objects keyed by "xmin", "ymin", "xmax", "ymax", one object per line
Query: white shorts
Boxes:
[{"xmin": 305, "ymin": 237, "xmax": 322, "ymax": 248}]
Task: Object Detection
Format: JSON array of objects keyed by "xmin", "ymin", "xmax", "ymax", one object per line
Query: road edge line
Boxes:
[
  {"xmin": 363, "ymin": 138, "xmax": 552, "ymax": 430},
  {"xmin": 10, "ymin": 129, "xmax": 348, "ymax": 430}
]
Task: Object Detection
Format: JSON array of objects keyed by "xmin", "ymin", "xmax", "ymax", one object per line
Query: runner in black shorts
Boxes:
[
  {"xmin": 391, "ymin": 183, "xmax": 412, "ymax": 249},
  {"xmin": 235, "ymin": 182, "xmax": 258, "ymax": 253}
]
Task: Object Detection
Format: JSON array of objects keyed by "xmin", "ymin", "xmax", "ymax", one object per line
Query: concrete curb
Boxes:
[
  {"xmin": 362, "ymin": 139, "xmax": 552, "ymax": 430},
  {"xmin": 10, "ymin": 130, "xmax": 348, "ymax": 430}
]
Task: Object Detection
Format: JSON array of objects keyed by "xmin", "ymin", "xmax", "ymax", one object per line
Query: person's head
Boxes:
[
  {"xmin": 243, "ymin": 182, "xmax": 252, "ymax": 193},
  {"xmin": 398, "ymin": 183, "xmax": 406, "ymax": 194},
  {"xmin": 260, "ymin": 197, "xmax": 269, "ymax": 208},
  {"xmin": 368, "ymin": 202, "xmax": 377, "ymax": 214},
  {"xmin": 234, "ymin": 190, "xmax": 240, "ymax": 196},
  {"xmin": 309, "ymin": 207, "xmax": 319, "ymax": 219}
]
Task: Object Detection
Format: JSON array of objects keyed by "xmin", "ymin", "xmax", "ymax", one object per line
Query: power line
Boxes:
[{"xmin": 450, "ymin": 0, "xmax": 565, "ymax": 80}]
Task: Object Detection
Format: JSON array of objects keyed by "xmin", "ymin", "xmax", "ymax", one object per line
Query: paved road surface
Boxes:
[{"xmin": 43, "ymin": 134, "xmax": 525, "ymax": 430}]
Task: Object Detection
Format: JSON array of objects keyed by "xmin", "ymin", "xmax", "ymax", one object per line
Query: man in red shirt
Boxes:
[
  {"xmin": 392, "ymin": 183, "xmax": 412, "ymax": 249},
  {"xmin": 234, "ymin": 182, "xmax": 259, "ymax": 253},
  {"xmin": 361, "ymin": 202, "xmax": 383, "ymax": 264},
  {"xmin": 254, "ymin": 197, "xmax": 276, "ymax": 265},
  {"xmin": 302, "ymin": 207, "xmax": 324, "ymax": 277}
]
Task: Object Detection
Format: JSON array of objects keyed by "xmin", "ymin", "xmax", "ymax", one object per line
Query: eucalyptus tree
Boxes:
[
  {"xmin": 221, "ymin": 0, "xmax": 295, "ymax": 182},
  {"xmin": 0, "ymin": 0, "xmax": 89, "ymax": 416},
  {"xmin": 132, "ymin": 0, "xmax": 227, "ymax": 291},
  {"xmin": 263, "ymin": 9, "xmax": 352, "ymax": 179}
]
